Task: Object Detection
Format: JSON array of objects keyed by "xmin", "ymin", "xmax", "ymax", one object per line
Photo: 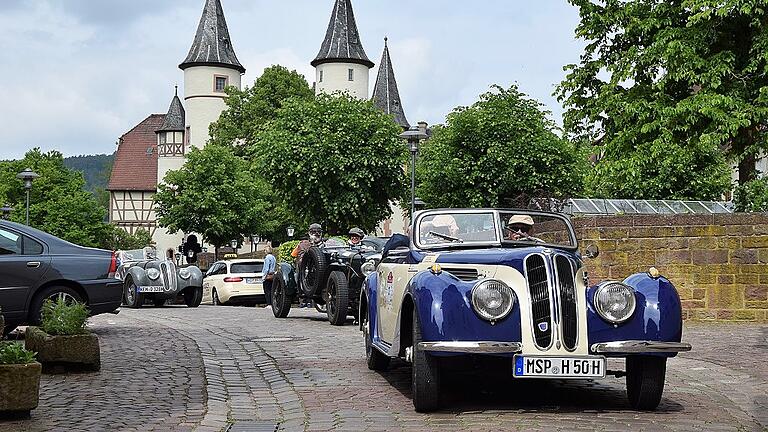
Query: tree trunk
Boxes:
[{"xmin": 214, "ymin": 246, "xmax": 219, "ymax": 261}]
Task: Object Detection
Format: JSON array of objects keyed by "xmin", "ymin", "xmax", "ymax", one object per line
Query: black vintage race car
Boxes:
[{"xmin": 271, "ymin": 237, "xmax": 386, "ymax": 325}]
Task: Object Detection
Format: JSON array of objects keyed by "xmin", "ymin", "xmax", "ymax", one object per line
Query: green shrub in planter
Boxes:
[
  {"xmin": 0, "ymin": 342, "xmax": 41, "ymax": 417},
  {"xmin": 25, "ymin": 298, "xmax": 100, "ymax": 372},
  {"xmin": 40, "ymin": 298, "xmax": 89, "ymax": 336}
]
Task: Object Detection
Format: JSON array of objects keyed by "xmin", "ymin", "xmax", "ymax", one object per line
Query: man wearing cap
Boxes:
[
  {"xmin": 348, "ymin": 227, "xmax": 364, "ymax": 247},
  {"xmin": 505, "ymin": 215, "xmax": 544, "ymax": 242}
]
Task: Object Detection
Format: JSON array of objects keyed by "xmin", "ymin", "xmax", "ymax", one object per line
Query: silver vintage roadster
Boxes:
[{"xmin": 116, "ymin": 247, "xmax": 204, "ymax": 308}]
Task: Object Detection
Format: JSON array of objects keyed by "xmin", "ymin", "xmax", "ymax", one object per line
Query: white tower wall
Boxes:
[
  {"xmin": 183, "ymin": 66, "xmax": 242, "ymax": 148},
  {"xmin": 315, "ymin": 63, "xmax": 370, "ymax": 99}
]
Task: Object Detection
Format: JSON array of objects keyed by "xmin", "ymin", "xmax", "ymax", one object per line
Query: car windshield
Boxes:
[
  {"xmin": 499, "ymin": 212, "xmax": 575, "ymax": 248},
  {"xmin": 120, "ymin": 249, "xmax": 151, "ymax": 261},
  {"xmin": 417, "ymin": 212, "xmax": 498, "ymax": 246},
  {"xmin": 230, "ymin": 262, "xmax": 263, "ymax": 274}
]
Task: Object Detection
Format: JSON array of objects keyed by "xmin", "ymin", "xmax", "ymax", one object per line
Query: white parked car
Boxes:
[{"xmin": 202, "ymin": 259, "xmax": 265, "ymax": 305}]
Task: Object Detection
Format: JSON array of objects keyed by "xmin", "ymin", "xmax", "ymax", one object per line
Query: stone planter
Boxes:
[
  {"xmin": 0, "ymin": 362, "xmax": 41, "ymax": 418},
  {"xmin": 25, "ymin": 327, "xmax": 100, "ymax": 372}
]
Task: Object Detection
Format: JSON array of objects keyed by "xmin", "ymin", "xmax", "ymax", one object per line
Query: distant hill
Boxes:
[{"xmin": 64, "ymin": 153, "xmax": 115, "ymax": 192}]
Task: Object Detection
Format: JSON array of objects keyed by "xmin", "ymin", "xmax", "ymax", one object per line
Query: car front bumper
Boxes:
[
  {"xmin": 590, "ymin": 340, "xmax": 692, "ymax": 354},
  {"xmin": 419, "ymin": 341, "xmax": 522, "ymax": 354},
  {"xmin": 418, "ymin": 340, "xmax": 692, "ymax": 355}
]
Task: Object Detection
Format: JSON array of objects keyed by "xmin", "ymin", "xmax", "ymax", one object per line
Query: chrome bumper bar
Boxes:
[
  {"xmin": 591, "ymin": 340, "xmax": 692, "ymax": 354},
  {"xmin": 418, "ymin": 341, "xmax": 522, "ymax": 354}
]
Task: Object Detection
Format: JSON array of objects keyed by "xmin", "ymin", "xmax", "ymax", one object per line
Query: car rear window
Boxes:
[{"xmin": 230, "ymin": 262, "xmax": 263, "ymax": 274}]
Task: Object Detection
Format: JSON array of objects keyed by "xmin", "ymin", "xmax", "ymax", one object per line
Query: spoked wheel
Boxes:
[
  {"xmin": 325, "ymin": 271, "xmax": 349, "ymax": 326},
  {"xmin": 123, "ymin": 277, "xmax": 144, "ymax": 309},
  {"xmin": 626, "ymin": 355, "xmax": 667, "ymax": 410},
  {"xmin": 412, "ymin": 308, "xmax": 440, "ymax": 412},
  {"xmin": 313, "ymin": 301, "xmax": 327, "ymax": 314},
  {"xmin": 363, "ymin": 314, "xmax": 390, "ymax": 371},
  {"xmin": 271, "ymin": 276, "xmax": 291, "ymax": 318}
]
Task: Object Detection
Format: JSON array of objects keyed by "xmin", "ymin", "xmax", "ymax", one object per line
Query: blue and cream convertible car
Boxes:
[{"xmin": 360, "ymin": 209, "xmax": 691, "ymax": 412}]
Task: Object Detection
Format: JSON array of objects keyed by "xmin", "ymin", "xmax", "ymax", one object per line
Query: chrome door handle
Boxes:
[{"xmin": 26, "ymin": 261, "xmax": 41, "ymax": 268}]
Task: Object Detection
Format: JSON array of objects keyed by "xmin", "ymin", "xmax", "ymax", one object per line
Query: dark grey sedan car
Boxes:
[{"xmin": 0, "ymin": 221, "xmax": 122, "ymax": 334}]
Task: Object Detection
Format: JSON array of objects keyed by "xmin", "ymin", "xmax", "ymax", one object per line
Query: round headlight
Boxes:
[
  {"xmin": 179, "ymin": 268, "xmax": 191, "ymax": 279},
  {"xmin": 147, "ymin": 268, "xmax": 161, "ymax": 280},
  {"xmin": 361, "ymin": 260, "xmax": 376, "ymax": 276},
  {"xmin": 471, "ymin": 279, "xmax": 515, "ymax": 322},
  {"xmin": 593, "ymin": 282, "xmax": 636, "ymax": 324}
]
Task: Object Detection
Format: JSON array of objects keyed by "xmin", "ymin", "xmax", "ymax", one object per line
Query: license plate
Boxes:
[
  {"xmin": 245, "ymin": 278, "xmax": 260, "ymax": 284},
  {"xmin": 513, "ymin": 355, "xmax": 605, "ymax": 379},
  {"xmin": 137, "ymin": 286, "xmax": 165, "ymax": 293}
]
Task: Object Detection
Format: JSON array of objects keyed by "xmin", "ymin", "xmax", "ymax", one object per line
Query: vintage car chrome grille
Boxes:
[
  {"xmin": 160, "ymin": 261, "xmax": 177, "ymax": 292},
  {"xmin": 525, "ymin": 254, "xmax": 552, "ymax": 348},
  {"xmin": 443, "ymin": 267, "xmax": 480, "ymax": 282},
  {"xmin": 555, "ymin": 255, "xmax": 578, "ymax": 351}
]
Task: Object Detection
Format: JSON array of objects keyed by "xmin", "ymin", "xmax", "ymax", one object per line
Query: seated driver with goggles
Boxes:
[{"xmin": 504, "ymin": 215, "xmax": 544, "ymax": 243}]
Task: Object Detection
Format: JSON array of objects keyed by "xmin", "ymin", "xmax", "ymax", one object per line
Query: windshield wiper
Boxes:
[{"xmin": 428, "ymin": 231, "xmax": 464, "ymax": 243}]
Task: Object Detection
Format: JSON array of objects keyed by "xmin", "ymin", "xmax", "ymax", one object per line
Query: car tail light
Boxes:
[
  {"xmin": 108, "ymin": 251, "xmax": 117, "ymax": 278},
  {"xmin": 224, "ymin": 277, "xmax": 243, "ymax": 283}
]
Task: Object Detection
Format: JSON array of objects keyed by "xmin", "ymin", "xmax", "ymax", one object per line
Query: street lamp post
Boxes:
[
  {"xmin": 1, "ymin": 204, "xmax": 12, "ymax": 220},
  {"xmin": 398, "ymin": 124, "xmax": 429, "ymax": 219},
  {"xmin": 16, "ymin": 168, "xmax": 40, "ymax": 225}
]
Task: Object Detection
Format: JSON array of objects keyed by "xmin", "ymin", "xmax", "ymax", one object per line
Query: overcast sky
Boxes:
[{"xmin": 0, "ymin": 0, "xmax": 583, "ymax": 160}]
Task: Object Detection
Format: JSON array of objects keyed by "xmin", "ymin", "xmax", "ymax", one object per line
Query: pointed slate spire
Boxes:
[
  {"xmin": 179, "ymin": 0, "xmax": 245, "ymax": 73},
  {"xmin": 372, "ymin": 38, "xmax": 409, "ymax": 129},
  {"xmin": 157, "ymin": 86, "xmax": 186, "ymax": 132},
  {"xmin": 311, "ymin": 0, "xmax": 374, "ymax": 68}
]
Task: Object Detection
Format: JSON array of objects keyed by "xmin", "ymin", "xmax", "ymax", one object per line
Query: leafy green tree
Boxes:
[
  {"xmin": 103, "ymin": 227, "xmax": 153, "ymax": 251},
  {"xmin": 0, "ymin": 149, "xmax": 112, "ymax": 247},
  {"xmin": 556, "ymin": 0, "xmax": 766, "ymax": 200},
  {"xmin": 734, "ymin": 177, "xmax": 768, "ymax": 212},
  {"xmin": 255, "ymin": 93, "xmax": 408, "ymax": 234},
  {"xmin": 416, "ymin": 85, "xmax": 586, "ymax": 208},
  {"xmin": 154, "ymin": 144, "xmax": 276, "ymax": 257},
  {"xmin": 209, "ymin": 65, "xmax": 314, "ymax": 154}
]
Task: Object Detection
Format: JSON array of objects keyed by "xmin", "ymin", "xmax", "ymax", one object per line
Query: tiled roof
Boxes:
[
  {"xmin": 157, "ymin": 89, "xmax": 185, "ymax": 132},
  {"xmin": 179, "ymin": 0, "xmax": 245, "ymax": 73},
  {"xmin": 107, "ymin": 114, "xmax": 164, "ymax": 191},
  {"xmin": 311, "ymin": 0, "xmax": 374, "ymax": 68},
  {"xmin": 372, "ymin": 38, "xmax": 409, "ymax": 129}
]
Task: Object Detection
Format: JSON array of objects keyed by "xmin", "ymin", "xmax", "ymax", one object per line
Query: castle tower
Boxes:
[
  {"xmin": 312, "ymin": 0, "xmax": 374, "ymax": 99},
  {"xmin": 371, "ymin": 38, "xmax": 410, "ymax": 129},
  {"xmin": 179, "ymin": 0, "xmax": 245, "ymax": 149},
  {"xmin": 156, "ymin": 86, "xmax": 186, "ymax": 186}
]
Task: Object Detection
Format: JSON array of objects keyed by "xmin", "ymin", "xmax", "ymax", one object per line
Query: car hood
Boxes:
[{"xmin": 433, "ymin": 246, "xmax": 581, "ymax": 268}]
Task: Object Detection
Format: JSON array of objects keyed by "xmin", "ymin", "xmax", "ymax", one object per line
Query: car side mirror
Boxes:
[{"xmin": 584, "ymin": 244, "xmax": 600, "ymax": 259}]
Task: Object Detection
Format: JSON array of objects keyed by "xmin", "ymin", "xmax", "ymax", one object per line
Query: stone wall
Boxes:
[{"xmin": 573, "ymin": 214, "xmax": 768, "ymax": 322}]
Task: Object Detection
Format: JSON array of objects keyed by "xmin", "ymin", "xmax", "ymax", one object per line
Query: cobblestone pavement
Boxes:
[{"xmin": 2, "ymin": 305, "xmax": 766, "ymax": 431}]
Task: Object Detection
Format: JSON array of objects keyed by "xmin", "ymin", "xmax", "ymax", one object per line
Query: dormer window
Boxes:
[
  {"xmin": 348, "ymin": 68, "xmax": 354, "ymax": 81},
  {"xmin": 214, "ymin": 75, "xmax": 228, "ymax": 92}
]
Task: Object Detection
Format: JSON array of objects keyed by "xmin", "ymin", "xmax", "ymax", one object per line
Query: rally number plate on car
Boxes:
[
  {"xmin": 137, "ymin": 286, "xmax": 165, "ymax": 293},
  {"xmin": 513, "ymin": 355, "xmax": 606, "ymax": 379}
]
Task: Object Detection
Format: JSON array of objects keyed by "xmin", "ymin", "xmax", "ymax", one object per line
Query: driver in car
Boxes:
[
  {"xmin": 505, "ymin": 215, "xmax": 544, "ymax": 242},
  {"xmin": 348, "ymin": 227, "xmax": 364, "ymax": 247}
]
